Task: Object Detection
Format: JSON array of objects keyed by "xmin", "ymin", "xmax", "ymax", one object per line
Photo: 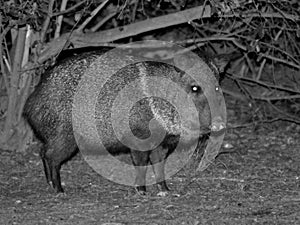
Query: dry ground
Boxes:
[{"xmin": 0, "ymin": 122, "xmax": 299, "ymax": 224}]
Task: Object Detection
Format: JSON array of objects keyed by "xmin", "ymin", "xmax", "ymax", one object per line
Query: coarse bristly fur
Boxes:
[{"xmin": 23, "ymin": 46, "xmax": 228, "ymax": 194}]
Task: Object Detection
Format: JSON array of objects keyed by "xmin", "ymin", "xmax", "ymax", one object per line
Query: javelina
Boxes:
[{"xmin": 24, "ymin": 46, "xmax": 226, "ymax": 194}]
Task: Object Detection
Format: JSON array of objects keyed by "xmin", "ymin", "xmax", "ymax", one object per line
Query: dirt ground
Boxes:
[{"xmin": 0, "ymin": 120, "xmax": 299, "ymax": 224}]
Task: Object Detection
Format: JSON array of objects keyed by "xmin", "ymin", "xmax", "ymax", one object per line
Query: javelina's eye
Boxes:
[
  {"xmin": 215, "ymin": 85, "xmax": 220, "ymax": 92},
  {"xmin": 191, "ymin": 85, "xmax": 202, "ymax": 93}
]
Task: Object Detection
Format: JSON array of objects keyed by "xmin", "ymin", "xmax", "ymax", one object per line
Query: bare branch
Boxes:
[
  {"xmin": 73, "ymin": 5, "xmax": 212, "ymax": 45},
  {"xmin": 0, "ymin": 19, "xmax": 16, "ymax": 92},
  {"xmin": 253, "ymin": 95, "xmax": 300, "ymax": 101},
  {"xmin": 268, "ymin": 101, "xmax": 300, "ymax": 123},
  {"xmin": 38, "ymin": 5, "xmax": 212, "ymax": 62},
  {"xmin": 229, "ymin": 117, "xmax": 300, "ymax": 128},
  {"xmin": 178, "ymin": 36, "xmax": 247, "ymax": 51},
  {"xmin": 90, "ymin": 11, "xmax": 117, "ymax": 32},
  {"xmin": 228, "ymin": 73, "xmax": 300, "ymax": 95},
  {"xmin": 222, "ymin": 12, "xmax": 299, "ymax": 22},
  {"xmin": 55, "ymin": 0, "xmax": 69, "ymax": 38},
  {"xmin": 40, "ymin": 0, "xmax": 55, "ymax": 43},
  {"xmin": 21, "ymin": 25, "xmax": 31, "ymax": 67},
  {"xmin": 76, "ymin": 0, "xmax": 111, "ymax": 32},
  {"xmin": 260, "ymin": 53, "xmax": 300, "ymax": 70},
  {"xmin": 3, "ymin": 26, "xmax": 27, "ymax": 141},
  {"xmin": 257, "ymin": 25, "xmax": 285, "ymax": 80},
  {"xmin": 52, "ymin": 0, "xmax": 88, "ymax": 17}
]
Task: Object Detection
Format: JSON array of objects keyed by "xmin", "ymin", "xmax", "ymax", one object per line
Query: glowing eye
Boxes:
[
  {"xmin": 215, "ymin": 86, "xmax": 219, "ymax": 91},
  {"xmin": 191, "ymin": 85, "xmax": 201, "ymax": 93}
]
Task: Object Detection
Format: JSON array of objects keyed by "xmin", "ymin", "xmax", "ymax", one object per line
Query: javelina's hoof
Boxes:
[
  {"xmin": 135, "ymin": 186, "xmax": 147, "ymax": 196},
  {"xmin": 48, "ymin": 181, "xmax": 64, "ymax": 193},
  {"xmin": 48, "ymin": 181, "xmax": 54, "ymax": 188},
  {"xmin": 157, "ymin": 181, "xmax": 170, "ymax": 191},
  {"xmin": 156, "ymin": 181, "xmax": 169, "ymax": 196},
  {"xmin": 55, "ymin": 186, "xmax": 64, "ymax": 193}
]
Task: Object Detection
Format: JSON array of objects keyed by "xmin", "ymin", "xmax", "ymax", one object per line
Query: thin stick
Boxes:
[
  {"xmin": 257, "ymin": 25, "xmax": 284, "ymax": 80},
  {"xmin": 40, "ymin": 0, "xmax": 55, "ymax": 43},
  {"xmin": 55, "ymin": 0, "xmax": 69, "ymax": 38},
  {"xmin": 0, "ymin": 19, "xmax": 15, "ymax": 93},
  {"xmin": 76, "ymin": 0, "xmax": 110, "ymax": 32},
  {"xmin": 260, "ymin": 53, "xmax": 300, "ymax": 70},
  {"xmin": 228, "ymin": 73, "xmax": 300, "ymax": 95},
  {"xmin": 90, "ymin": 11, "xmax": 117, "ymax": 32},
  {"xmin": 22, "ymin": 25, "xmax": 31, "ymax": 67},
  {"xmin": 53, "ymin": 0, "xmax": 87, "ymax": 17}
]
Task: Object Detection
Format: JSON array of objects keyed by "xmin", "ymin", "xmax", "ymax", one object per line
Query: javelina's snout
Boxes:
[{"xmin": 210, "ymin": 116, "xmax": 226, "ymax": 133}]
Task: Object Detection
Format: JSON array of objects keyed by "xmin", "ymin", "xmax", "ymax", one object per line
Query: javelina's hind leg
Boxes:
[
  {"xmin": 130, "ymin": 150, "xmax": 150, "ymax": 195},
  {"xmin": 40, "ymin": 145, "xmax": 51, "ymax": 185},
  {"xmin": 43, "ymin": 140, "xmax": 77, "ymax": 193},
  {"xmin": 42, "ymin": 145, "xmax": 64, "ymax": 193},
  {"xmin": 48, "ymin": 158, "xmax": 64, "ymax": 193},
  {"xmin": 149, "ymin": 146, "xmax": 169, "ymax": 196}
]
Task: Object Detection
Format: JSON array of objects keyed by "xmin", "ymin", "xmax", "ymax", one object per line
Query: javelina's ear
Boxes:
[
  {"xmin": 212, "ymin": 56, "xmax": 230, "ymax": 74},
  {"xmin": 213, "ymin": 52, "xmax": 243, "ymax": 73}
]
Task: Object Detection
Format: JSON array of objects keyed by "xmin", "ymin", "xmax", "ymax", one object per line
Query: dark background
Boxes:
[{"xmin": 0, "ymin": 0, "xmax": 299, "ymax": 224}]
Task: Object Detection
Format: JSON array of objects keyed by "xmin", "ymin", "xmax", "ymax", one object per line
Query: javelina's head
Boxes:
[
  {"xmin": 175, "ymin": 53, "xmax": 227, "ymax": 137},
  {"xmin": 137, "ymin": 53, "xmax": 227, "ymax": 144}
]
